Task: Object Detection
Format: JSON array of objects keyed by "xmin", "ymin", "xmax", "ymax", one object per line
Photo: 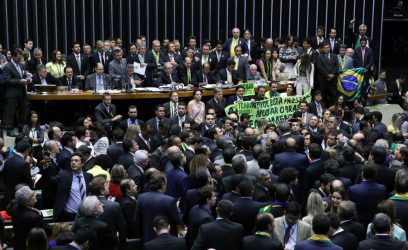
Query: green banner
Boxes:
[
  {"xmin": 240, "ymin": 82, "xmax": 255, "ymax": 96},
  {"xmin": 225, "ymin": 91, "xmax": 312, "ymax": 128}
]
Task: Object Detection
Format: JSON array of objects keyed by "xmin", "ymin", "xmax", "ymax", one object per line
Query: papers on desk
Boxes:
[
  {"xmin": 133, "ymin": 62, "xmax": 146, "ymax": 75},
  {"xmin": 134, "ymin": 87, "xmax": 162, "ymax": 92},
  {"xmin": 41, "ymin": 209, "xmax": 54, "ymax": 217}
]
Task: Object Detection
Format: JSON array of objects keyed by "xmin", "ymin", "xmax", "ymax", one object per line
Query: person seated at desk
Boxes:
[
  {"xmin": 192, "ymin": 62, "xmax": 214, "ymax": 86},
  {"xmin": 85, "ymin": 62, "xmax": 113, "ymax": 91},
  {"xmin": 216, "ymin": 59, "xmax": 242, "ymax": 85},
  {"xmin": 121, "ymin": 63, "xmax": 143, "ymax": 89},
  {"xmin": 59, "ymin": 65, "xmax": 81, "ymax": 90},
  {"xmin": 247, "ymin": 64, "xmax": 266, "ymax": 82},
  {"xmin": 177, "ymin": 57, "xmax": 195, "ymax": 86},
  {"xmin": 28, "ymin": 64, "xmax": 59, "ymax": 91},
  {"xmin": 157, "ymin": 62, "xmax": 179, "ymax": 86}
]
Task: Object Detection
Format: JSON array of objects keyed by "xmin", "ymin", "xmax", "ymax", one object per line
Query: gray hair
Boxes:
[
  {"xmin": 358, "ymin": 24, "xmax": 367, "ymax": 30},
  {"xmin": 96, "ymin": 40, "xmax": 104, "ymax": 47},
  {"xmin": 44, "ymin": 140, "xmax": 59, "ymax": 154},
  {"xmin": 372, "ymin": 213, "xmax": 391, "ymax": 233},
  {"xmin": 134, "ymin": 150, "xmax": 149, "ymax": 166},
  {"xmin": 163, "ymin": 62, "xmax": 172, "ymax": 69},
  {"xmin": 36, "ymin": 64, "xmax": 46, "ymax": 72},
  {"xmin": 80, "ymin": 195, "xmax": 99, "ymax": 216},
  {"xmin": 231, "ymin": 154, "xmax": 247, "ymax": 173},
  {"xmin": 374, "ymin": 139, "xmax": 389, "ymax": 153},
  {"xmin": 152, "ymin": 40, "xmax": 160, "ymax": 46},
  {"xmin": 250, "ymin": 64, "xmax": 257, "ymax": 70},
  {"xmin": 33, "ymin": 47, "xmax": 42, "ymax": 53},
  {"xmin": 15, "ymin": 186, "xmax": 32, "ymax": 206},
  {"xmin": 257, "ymin": 169, "xmax": 270, "ymax": 180}
]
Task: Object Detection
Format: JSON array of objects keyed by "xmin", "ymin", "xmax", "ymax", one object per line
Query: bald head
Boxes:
[
  {"xmin": 285, "ymin": 138, "xmax": 297, "ymax": 151},
  {"xmin": 167, "ymin": 145, "xmax": 181, "ymax": 153}
]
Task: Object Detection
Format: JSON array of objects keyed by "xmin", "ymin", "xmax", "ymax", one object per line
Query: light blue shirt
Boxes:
[
  {"xmin": 65, "ymin": 172, "xmax": 86, "ymax": 214},
  {"xmin": 284, "ymin": 219, "xmax": 298, "ymax": 250},
  {"xmin": 96, "ymin": 75, "xmax": 104, "ymax": 91}
]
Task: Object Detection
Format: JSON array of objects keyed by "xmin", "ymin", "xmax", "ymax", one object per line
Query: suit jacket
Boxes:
[
  {"xmin": 206, "ymin": 97, "xmax": 227, "ymax": 118},
  {"xmin": 91, "ymin": 51, "xmax": 113, "ymax": 71},
  {"xmin": 157, "ymin": 71, "xmax": 179, "ymax": 86},
  {"xmin": 144, "ymin": 51, "xmax": 160, "ymax": 87},
  {"xmin": 85, "ymin": 73, "xmax": 113, "ymax": 90},
  {"xmin": 192, "ymin": 218, "xmax": 244, "ymax": 250},
  {"xmin": 97, "ymin": 196, "xmax": 127, "ymax": 248},
  {"xmin": 118, "ymin": 152, "xmax": 134, "ymax": 170},
  {"xmin": 73, "ymin": 215, "xmax": 117, "ymax": 250},
  {"xmin": 387, "ymin": 80, "xmax": 407, "ymax": 104},
  {"xmin": 353, "ymin": 46, "xmax": 374, "ymax": 71},
  {"xmin": 243, "ymin": 234, "xmax": 283, "ymax": 250},
  {"xmin": 302, "ymin": 159, "xmax": 325, "ymax": 202},
  {"xmin": 311, "ymin": 36, "xmax": 325, "ymax": 50},
  {"xmin": 108, "ymin": 58, "xmax": 127, "ymax": 79},
  {"xmin": 53, "ymin": 170, "xmax": 93, "ymax": 220},
  {"xmin": 252, "ymin": 184, "xmax": 272, "ymax": 202},
  {"xmin": 66, "ymin": 53, "xmax": 90, "ymax": 76},
  {"xmin": 3, "ymin": 154, "xmax": 33, "ymax": 202},
  {"xmin": 337, "ymin": 162, "xmax": 362, "ymax": 184},
  {"xmin": 165, "ymin": 167, "xmax": 189, "ymax": 200},
  {"xmin": 29, "ymin": 72, "xmax": 60, "ymax": 91},
  {"xmin": 391, "ymin": 196, "xmax": 408, "ymax": 233},
  {"xmin": 3, "ymin": 61, "xmax": 27, "ymax": 98},
  {"xmin": 358, "ymin": 234, "xmax": 403, "ymax": 250},
  {"xmin": 308, "ymin": 101, "xmax": 326, "ymax": 117},
  {"xmin": 136, "ymin": 191, "xmax": 182, "ymax": 242},
  {"xmin": 10, "ymin": 206, "xmax": 51, "ymax": 250},
  {"xmin": 294, "ymin": 239, "xmax": 342, "ymax": 250},
  {"xmin": 192, "ymin": 70, "xmax": 214, "ymax": 86},
  {"xmin": 273, "ymin": 134, "xmax": 305, "ymax": 154},
  {"xmin": 337, "ymin": 55, "xmax": 354, "ymax": 71},
  {"xmin": 187, "ymin": 205, "xmax": 214, "ymax": 247},
  {"xmin": 118, "ymin": 195, "xmax": 137, "ymax": 238},
  {"xmin": 136, "ymin": 134, "xmax": 153, "ymax": 153},
  {"xmin": 119, "ymin": 118, "xmax": 144, "ymax": 132},
  {"xmin": 374, "ymin": 163, "xmax": 396, "ymax": 194},
  {"xmin": 330, "ymin": 230, "xmax": 358, "ymax": 250},
  {"xmin": 107, "ymin": 142, "xmax": 125, "ymax": 165},
  {"xmin": 244, "ymin": 39, "xmax": 258, "ymax": 61},
  {"xmin": 340, "ymin": 220, "xmax": 367, "ymax": 242},
  {"xmin": 94, "ymin": 102, "xmax": 118, "ymax": 131},
  {"xmin": 144, "ymin": 233, "xmax": 187, "ymax": 250},
  {"xmin": 223, "ymin": 37, "xmax": 248, "ymax": 56},
  {"xmin": 127, "ymin": 164, "xmax": 145, "ymax": 192},
  {"xmin": 223, "ymin": 174, "xmax": 257, "ymax": 193},
  {"xmin": 272, "ymin": 151, "xmax": 309, "ymax": 176},
  {"xmin": 231, "ymin": 197, "xmax": 267, "ymax": 235},
  {"xmin": 159, "ymin": 52, "xmax": 181, "ymax": 66},
  {"xmin": 176, "ymin": 63, "xmax": 194, "ymax": 85},
  {"xmin": 170, "ymin": 114, "xmax": 194, "ymax": 128},
  {"xmin": 120, "ymin": 73, "xmax": 141, "ymax": 89},
  {"xmin": 56, "ymin": 147, "xmax": 73, "ymax": 170},
  {"xmin": 315, "ymin": 53, "xmax": 339, "ymax": 92},
  {"xmin": 58, "ymin": 76, "xmax": 81, "ymax": 90},
  {"xmin": 26, "ymin": 58, "xmax": 45, "ymax": 74},
  {"xmin": 324, "ymin": 37, "xmax": 342, "ymax": 54},
  {"xmin": 348, "ymin": 180, "xmax": 387, "ymax": 226},
  {"xmin": 272, "ymin": 216, "xmax": 312, "ymax": 245},
  {"xmin": 216, "ymin": 68, "xmax": 241, "ymax": 84},
  {"xmin": 210, "ymin": 50, "xmax": 230, "ymax": 70},
  {"xmin": 234, "ymin": 56, "xmax": 250, "ymax": 81},
  {"xmin": 146, "ymin": 117, "xmax": 171, "ymax": 135}
]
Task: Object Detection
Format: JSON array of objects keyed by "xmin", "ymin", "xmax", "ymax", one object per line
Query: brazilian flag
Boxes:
[{"xmin": 337, "ymin": 67, "xmax": 368, "ymax": 101}]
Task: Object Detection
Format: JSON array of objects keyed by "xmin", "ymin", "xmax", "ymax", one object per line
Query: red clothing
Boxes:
[{"xmin": 108, "ymin": 181, "xmax": 123, "ymax": 200}]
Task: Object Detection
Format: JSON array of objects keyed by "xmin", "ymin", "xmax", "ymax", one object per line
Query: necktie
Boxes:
[
  {"xmin": 361, "ymin": 48, "xmax": 365, "ymax": 66},
  {"xmin": 317, "ymin": 102, "xmax": 322, "ymax": 117},
  {"xmin": 172, "ymin": 102, "xmax": 178, "ymax": 117},
  {"xmin": 217, "ymin": 52, "xmax": 221, "ymax": 62},
  {"xmin": 76, "ymin": 55, "xmax": 81, "ymax": 70},
  {"xmin": 98, "ymin": 76, "xmax": 103, "ymax": 90},
  {"xmin": 77, "ymin": 175, "xmax": 86, "ymax": 200},
  {"xmin": 340, "ymin": 56, "xmax": 345, "ymax": 70},
  {"xmin": 230, "ymin": 39, "xmax": 238, "ymax": 57},
  {"xmin": 187, "ymin": 69, "xmax": 191, "ymax": 83},
  {"xmin": 16, "ymin": 64, "xmax": 22, "ymax": 77},
  {"xmin": 68, "ymin": 79, "xmax": 72, "ymax": 86},
  {"xmin": 203, "ymin": 74, "xmax": 207, "ymax": 83},
  {"xmin": 283, "ymin": 225, "xmax": 292, "ymax": 245},
  {"xmin": 326, "ymin": 54, "xmax": 330, "ymax": 61},
  {"xmin": 169, "ymin": 54, "xmax": 174, "ymax": 62},
  {"xmin": 100, "ymin": 53, "xmax": 105, "ymax": 65},
  {"xmin": 169, "ymin": 74, "xmax": 173, "ymax": 83}
]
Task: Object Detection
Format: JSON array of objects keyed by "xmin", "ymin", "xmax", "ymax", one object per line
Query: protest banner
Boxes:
[
  {"xmin": 240, "ymin": 82, "xmax": 255, "ymax": 96},
  {"xmin": 225, "ymin": 91, "xmax": 312, "ymax": 128}
]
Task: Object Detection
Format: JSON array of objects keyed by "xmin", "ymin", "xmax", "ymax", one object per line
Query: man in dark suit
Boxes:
[
  {"xmin": 232, "ymin": 45, "xmax": 250, "ymax": 81},
  {"xmin": 211, "ymin": 40, "xmax": 230, "ymax": 71},
  {"xmin": 273, "ymin": 122, "xmax": 305, "ymax": 154},
  {"xmin": 136, "ymin": 172, "xmax": 183, "ymax": 243},
  {"xmin": 231, "ymin": 180, "xmax": 267, "ymax": 236},
  {"xmin": 159, "ymin": 42, "xmax": 181, "ymax": 67},
  {"xmin": 165, "ymin": 151, "xmax": 189, "ymax": 200},
  {"xmin": 144, "ymin": 215, "xmax": 187, "ymax": 250},
  {"xmin": 216, "ymin": 59, "xmax": 242, "ymax": 85},
  {"xmin": 28, "ymin": 64, "xmax": 59, "ymax": 91},
  {"xmin": 128, "ymin": 149, "xmax": 149, "ymax": 192},
  {"xmin": 120, "ymin": 63, "xmax": 143, "ymax": 89},
  {"xmin": 391, "ymin": 169, "xmax": 408, "ymax": 232},
  {"xmin": 136, "ymin": 123, "xmax": 154, "ymax": 153},
  {"xmin": 387, "ymin": 74, "xmax": 408, "ymax": 105},
  {"xmin": 3, "ymin": 141, "xmax": 33, "ymax": 205},
  {"xmin": 144, "ymin": 40, "xmax": 161, "ymax": 86},
  {"xmin": 91, "ymin": 40, "xmax": 113, "ymax": 71},
  {"xmin": 206, "ymin": 88, "xmax": 227, "ymax": 118},
  {"xmin": 58, "ymin": 66, "xmax": 81, "ymax": 90},
  {"xmin": 107, "ymin": 128, "xmax": 125, "ymax": 165},
  {"xmin": 163, "ymin": 91, "xmax": 179, "ymax": 118},
  {"xmin": 56, "ymin": 132, "xmax": 77, "ymax": 170},
  {"xmin": 10, "ymin": 186, "xmax": 52, "ymax": 250},
  {"xmin": 301, "ymin": 37, "xmax": 319, "ymax": 64},
  {"xmin": 223, "ymin": 27, "xmax": 248, "ymax": 57},
  {"xmin": 170, "ymin": 102, "xmax": 194, "ymax": 128},
  {"xmin": 2, "ymin": 48, "xmax": 31, "ymax": 137},
  {"xmin": 193, "ymin": 62, "xmax": 214, "ymax": 86},
  {"xmin": 186, "ymin": 186, "xmax": 216, "ymax": 247},
  {"xmin": 26, "ymin": 47, "xmax": 45, "ymax": 74},
  {"xmin": 85, "ymin": 63, "xmax": 113, "ymax": 91},
  {"xmin": 66, "ymin": 41, "xmax": 90, "ymax": 87},
  {"xmin": 88, "ymin": 176, "xmax": 127, "ymax": 249},
  {"xmin": 252, "ymin": 169, "xmax": 273, "ymax": 202},
  {"xmin": 94, "ymin": 92, "xmax": 122, "ymax": 133},
  {"xmin": 192, "ymin": 199, "xmax": 244, "ymax": 250},
  {"xmin": 358, "ymin": 213, "xmax": 403, "ymax": 250},
  {"xmin": 176, "ymin": 57, "xmax": 194, "ymax": 86},
  {"xmin": 324, "ymin": 28, "xmax": 342, "ymax": 54},
  {"xmin": 243, "ymin": 213, "xmax": 283, "ymax": 250},
  {"xmin": 119, "ymin": 105, "xmax": 144, "ymax": 132},
  {"xmin": 226, "ymin": 85, "xmax": 248, "ymax": 106},
  {"xmin": 157, "ymin": 62, "xmax": 179, "ymax": 86},
  {"xmin": 308, "ymin": 91, "xmax": 325, "ymax": 118},
  {"xmin": 310, "ymin": 26, "xmax": 325, "ymax": 50},
  {"xmin": 301, "ymin": 144, "xmax": 325, "ymax": 202},
  {"xmin": 118, "ymin": 179, "xmax": 138, "ymax": 238},
  {"xmin": 146, "ymin": 104, "xmax": 171, "ymax": 136},
  {"xmin": 117, "ymin": 139, "xmax": 139, "ymax": 170},
  {"xmin": 327, "ymin": 212, "xmax": 358, "ymax": 250},
  {"xmin": 315, "ymin": 42, "xmax": 339, "ymax": 105},
  {"xmin": 370, "ymin": 146, "xmax": 396, "ymax": 194},
  {"xmin": 353, "ymin": 37, "xmax": 374, "ymax": 73},
  {"xmin": 272, "ymin": 137, "xmax": 308, "ymax": 176},
  {"xmin": 338, "ymin": 200, "xmax": 366, "ymax": 242},
  {"xmin": 53, "ymin": 153, "xmax": 93, "ymax": 221},
  {"xmin": 243, "ymin": 29, "xmax": 258, "ymax": 63},
  {"xmin": 348, "ymin": 163, "xmax": 387, "ymax": 227}
]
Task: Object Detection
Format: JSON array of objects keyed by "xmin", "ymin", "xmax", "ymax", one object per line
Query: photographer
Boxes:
[{"xmin": 222, "ymin": 117, "xmax": 238, "ymax": 141}]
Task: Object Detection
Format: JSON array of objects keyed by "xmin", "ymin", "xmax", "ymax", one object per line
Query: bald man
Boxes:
[
  {"xmin": 272, "ymin": 137, "xmax": 309, "ymax": 176},
  {"xmin": 177, "ymin": 57, "xmax": 193, "ymax": 86}
]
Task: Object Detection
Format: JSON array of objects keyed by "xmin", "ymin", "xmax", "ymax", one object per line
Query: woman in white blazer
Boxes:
[{"xmin": 293, "ymin": 53, "xmax": 314, "ymax": 96}]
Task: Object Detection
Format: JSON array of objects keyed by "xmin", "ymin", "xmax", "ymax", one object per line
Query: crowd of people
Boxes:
[{"xmin": 0, "ymin": 21, "xmax": 407, "ymax": 250}]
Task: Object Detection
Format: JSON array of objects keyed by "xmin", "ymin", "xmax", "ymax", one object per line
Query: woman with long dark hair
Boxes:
[
  {"xmin": 22, "ymin": 111, "xmax": 44, "ymax": 160},
  {"xmin": 294, "ymin": 53, "xmax": 314, "ymax": 95}
]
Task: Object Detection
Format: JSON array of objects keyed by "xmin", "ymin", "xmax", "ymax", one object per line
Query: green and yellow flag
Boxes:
[{"xmin": 337, "ymin": 67, "xmax": 367, "ymax": 101}]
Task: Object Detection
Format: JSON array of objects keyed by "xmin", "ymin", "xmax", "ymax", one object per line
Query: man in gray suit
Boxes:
[
  {"xmin": 109, "ymin": 48, "xmax": 127, "ymax": 80},
  {"xmin": 3, "ymin": 48, "xmax": 31, "ymax": 137},
  {"xmin": 85, "ymin": 62, "xmax": 113, "ymax": 91},
  {"xmin": 232, "ymin": 45, "xmax": 250, "ymax": 82},
  {"xmin": 337, "ymin": 44, "xmax": 353, "ymax": 71}
]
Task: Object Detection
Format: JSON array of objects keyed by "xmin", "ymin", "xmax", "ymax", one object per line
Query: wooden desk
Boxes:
[{"xmin": 26, "ymin": 84, "xmax": 288, "ymax": 101}]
